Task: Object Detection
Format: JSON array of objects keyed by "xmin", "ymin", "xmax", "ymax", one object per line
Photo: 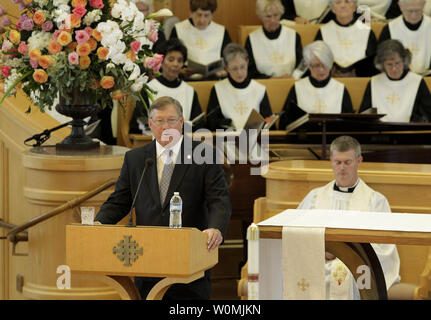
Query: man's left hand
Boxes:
[{"xmin": 203, "ymin": 228, "xmax": 223, "ymax": 251}]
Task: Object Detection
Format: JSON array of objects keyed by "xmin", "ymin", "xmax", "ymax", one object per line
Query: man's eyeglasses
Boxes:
[{"xmin": 151, "ymin": 117, "xmax": 181, "ymax": 127}]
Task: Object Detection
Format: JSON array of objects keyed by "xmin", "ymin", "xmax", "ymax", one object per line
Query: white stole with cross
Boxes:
[
  {"xmin": 249, "ymin": 26, "xmax": 296, "ymax": 77},
  {"xmin": 175, "ymin": 19, "xmax": 224, "ymax": 65},
  {"xmin": 388, "ymin": 15, "xmax": 431, "ymax": 74},
  {"xmin": 148, "ymin": 78, "xmax": 195, "ymax": 120},
  {"xmin": 371, "ymin": 72, "xmax": 422, "ymax": 122},
  {"xmin": 320, "ymin": 20, "xmax": 370, "ymax": 68},
  {"xmin": 309, "ymin": 179, "xmax": 400, "ymax": 299},
  {"xmin": 214, "ymin": 78, "xmax": 266, "ymax": 130},
  {"xmin": 293, "ymin": 0, "xmax": 329, "ymax": 21},
  {"xmin": 295, "ymin": 77, "xmax": 344, "ymax": 114}
]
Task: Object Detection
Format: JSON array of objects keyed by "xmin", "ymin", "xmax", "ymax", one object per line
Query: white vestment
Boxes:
[
  {"xmin": 293, "ymin": 0, "xmax": 329, "ymax": 21},
  {"xmin": 297, "ymin": 179, "xmax": 401, "ymax": 300}
]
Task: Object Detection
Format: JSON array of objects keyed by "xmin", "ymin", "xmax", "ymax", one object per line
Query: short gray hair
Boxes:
[
  {"xmin": 303, "ymin": 41, "xmax": 334, "ymax": 70},
  {"xmin": 330, "ymin": 135, "xmax": 361, "ymax": 158},
  {"xmin": 374, "ymin": 39, "xmax": 412, "ymax": 72},
  {"xmin": 256, "ymin": 0, "xmax": 285, "ymax": 17},
  {"xmin": 223, "ymin": 43, "xmax": 248, "ymax": 65},
  {"xmin": 149, "ymin": 96, "xmax": 183, "ymax": 118},
  {"xmin": 399, "ymin": 0, "xmax": 425, "ymax": 5}
]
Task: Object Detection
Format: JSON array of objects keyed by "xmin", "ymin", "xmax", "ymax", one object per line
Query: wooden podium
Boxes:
[{"xmin": 66, "ymin": 224, "xmax": 218, "ymax": 300}]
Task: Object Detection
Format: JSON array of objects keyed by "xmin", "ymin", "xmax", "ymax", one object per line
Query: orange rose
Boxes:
[
  {"xmin": 126, "ymin": 50, "xmax": 136, "ymax": 62},
  {"xmin": 48, "ymin": 40, "xmax": 62, "ymax": 55},
  {"xmin": 66, "ymin": 14, "xmax": 81, "ymax": 28},
  {"xmin": 8, "ymin": 30, "xmax": 21, "ymax": 45},
  {"xmin": 87, "ymin": 38, "xmax": 97, "ymax": 51},
  {"xmin": 92, "ymin": 29, "xmax": 102, "ymax": 42},
  {"xmin": 57, "ymin": 31, "xmax": 72, "ymax": 46},
  {"xmin": 76, "ymin": 43, "xmax": 91, "ymax": 56},
  {"xmin": 29, "ymin": 48, "xmax": 42, "ymax": 61},
  {"xmin": 38, "ymin": 55, "xmax": 54, "ymax": 69},
  {"xmin": 89, "ymin": 79, "xmax": 100, "ymax": 89},
  {"xmin": 67, "ymin": 42, "xmax": 78, "ymax": 51},
  {"xmin": 79, "ymin": 56, "xmax": 91, "ymax": 70},
  {"xmin": 33, "ymin": 69, "xmax": 48, "ymax": 83},
  {"xmin": 33, "ymin": 10, "xmax": 46, "ymax": 25},
  {"xmin": 100, "ymin": 76, "xmax": 115, "ymax": 89},
  {"xmin": 72, "ymin": 0, "xmax": 87, "ymax": 7},
  {"xmin": 96, "ymin": 47, "xmax": 109, "ymax": 60},
  {"xmin": 111, "ymin": 89, "xmax": 127, "ymax": 101}
]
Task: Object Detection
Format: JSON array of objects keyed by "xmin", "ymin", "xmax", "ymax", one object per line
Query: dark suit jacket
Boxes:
[{"xmin": 95, "ymin": 138, "xmax": 231, "ymax": 238}]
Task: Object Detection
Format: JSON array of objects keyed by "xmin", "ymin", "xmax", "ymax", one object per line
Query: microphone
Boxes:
[{"xmin": 128, "ymin": 158, "xmax": 153, "ymax": 227}]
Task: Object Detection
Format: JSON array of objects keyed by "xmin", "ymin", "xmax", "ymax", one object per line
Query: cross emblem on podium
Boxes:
[
  {"xmin": 386, "ymin": 92, "xmax": 400, "ymax": 106},
  {"xmin": 113, "ymin": 235, "xmax": 143, "ymax": 267},
  {"xmin": 297, "ymin": 278, "xmax": 310, "ymax": 292},
  {"xmin": 234, "ymin": 100, "xmax": 249, "ymax": 116},
  {"xmin": 195, "ymin": 38, "xmax": 208, "ymax": 50}
]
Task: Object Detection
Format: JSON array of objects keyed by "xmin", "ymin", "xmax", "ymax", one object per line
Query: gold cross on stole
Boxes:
[
  {"xmin": 340, "ymin": 38, "xmax": 353, "ymax": 49},
  {"xmin": 313, "ymin": 98, "xmax": 327, "ymax": 113},
  {"xmin": 195, "ymin": 38, "xmax": 208, "ymax": 50},
  {"xmin": 408, "ymin": 42, "xmax": 419, "ymax": 55},
  {"xmin": 297, "ymin": 278, "xmax": 310, "ymax": 292},
  {"xmin": 386, "ymin": 92, "xmax": 400, "ymax": 106},
  {"xmin": 234, "ymin": 101, "xmax": 249, "ymax": 116},
  {"xmin": 270, "ymin": 51, "xmax": 284, "ymax": 64}
]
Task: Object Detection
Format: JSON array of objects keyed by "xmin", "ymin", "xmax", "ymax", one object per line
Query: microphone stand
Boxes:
[
  {"xmin": 24, "ymin": 121, "xmax": 73, "ymax": 147},
  {"xmin": 127, "ymin": 158, "xmax": 153, "ymax": 227}
]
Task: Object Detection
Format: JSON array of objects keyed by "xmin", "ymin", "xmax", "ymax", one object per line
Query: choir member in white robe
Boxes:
[
  {"xmin": 130, "ymin": 39, "xmax": 204, "ymax": 133},
  {"xmin": 298, "ymin": 135, "xmax": 401, "ymax": 300},
  {"xmin": 359, "ymin": 39, "xmax": 431, "ymax": 122},
  {"xmin": 315, "ymin": 0, "xmax": 378, "ymax": 77},
  {"xmin": 170, "ymin": 0, "xmax": 231, "ymax": 80},
  {"xmin": 279, "ymin": 41, "xmax": 353, "ymax": 129},
  {"xmin": 379, "ymin": 0, "xmax": 431, "ymax": 75},
  {"xmin": 206, "ymin": 43, "xmax": 274, "ymax": 131},
  {"xmin": 281, "ymin": 0, "xmax": 333, "ymax": 24},
  {"xmin": 245, "ymin": 0, "xmax": 303, "ymax": 79}
]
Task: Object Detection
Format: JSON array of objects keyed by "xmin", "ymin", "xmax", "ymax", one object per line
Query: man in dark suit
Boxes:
[{"xmin": 95, "ymin": 96, "xmax": 231, "ymax": 300}]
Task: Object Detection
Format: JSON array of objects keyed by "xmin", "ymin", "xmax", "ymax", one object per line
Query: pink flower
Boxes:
[
  {"xmin": 72, "ymin": 6, "xmax": 87, "ymax": 19},
  {"xmin": 1, "ymin": 65, "xmax": 11, "ymax": 78},
  {"xmin": 1, "ymin": 39, "xmax": 12, "ymax": 51},
  {"xmin": 144, "ymin": 54, "xmax": 164, "ymax": 73},
  {"xmin": 148, "ymin": 29, "xmax": 158, "ymax": 43},
  {"xmin": 84, "ymin": 26, "xmax": 93, "ymax": 36},
  {"xmin": 30, "ymin": 59, "xmax": 39, "ymax": 69},
  {"xmin": 89, "ymin": 0, "xmax": 104, "ymax": 9},
  {"xmin": 42, "ymin": 21, "xmax": 53, "ymax": 32},
  {"xmin": 75, "ymin": 30, "xmax": 90, "ymax": 45},
  {"xmin": 20, "ymin": 17, "xmax": 34, "ymax": 31},
  {"xmin": 68, "ymin": 52, "xmax": 79, "ymax": 65},
  {"xmin": 18, "ymin": 41, "xmax": 28, "ymax": 55},
  {"xmin": 53, "ymin": 30, "xmax": 61, "ymax": 40},
  {"xmin": 130, "ymin": 40, "xmax": 141, "ymax": 53},
  {"xmin": 1, "ymin": 16, "xmax": 11, "ymax": 27},
  {"xmin": 0, "ymin": 5, "xmax": 5, "ymax": 16}
]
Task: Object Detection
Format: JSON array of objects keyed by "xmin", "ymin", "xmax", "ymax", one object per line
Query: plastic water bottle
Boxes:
[{"xmin": 169, "ymin": 192, "xmax": 182, "ymax": 229}]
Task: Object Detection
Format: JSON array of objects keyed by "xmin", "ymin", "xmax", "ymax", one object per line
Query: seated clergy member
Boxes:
[
  {"xmin": 279, "ymin": 41, "xmax": 353, "ymax": 129},
  {"xmin": 245, "ymin": 0, "xmax": 303, "ymax": 79},
  {"xmin": 359, "ymin": 40, "xmax": 431, "ymax": 122},
  {"xmin": 95, "ymin": 96, "xmax": 231, "ymax": 300},
  {"xmin": 130, "ymin": 39, "xmax": 204, "ymax": 134},
  {"xmin": 315, "ymin": 0, "xmax": 378, "ymax": 77},
  {"xmin": 170, "ymin": 0, "xmax": 231, "ymax": 79},
  {"xmin": 298, "ymin": 135, "xmax": 401, "ymax": 300},
  {"xmin": 206, "ymin": 43, "xmax": 274, "ymax": 131},
  {"xmin": 379, "ymin": 0, "xmax": 431, "ymax": 75}
]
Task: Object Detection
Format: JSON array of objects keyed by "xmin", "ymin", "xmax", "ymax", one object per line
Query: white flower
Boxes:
[
  {"xmin": 146, "ymin": 8, "xmax": 173, "ymax": 19},
  {"xmin": 27, "ymin": 31, "xmax": 52, "ymax": 51},
  {"xmin": 83, "ymin": 10, "xmax": 102, "ymax": 26},
  {"xmin": 127, "ymin": 64, "xmax": 141, "ymax": 81},
  {"xmin": 6, "ymin": 58, "xmax": 24, "ymax": 69},
  {"xmin": 53, "ymin": 0, "xmax": 69, "ymax": 6},
  {"xmin": 123, "ymin": 60, "xmax": 135, "ymax": 72},
  {"xmin": 4, "ymin": 69, "xmax": 21, "ymax": 96},
  {"xmin": 34, "ymin": 0, "xmax": 49, "ymax": 7},
  {"xmin": 131, "ymin": 75, "xmax": 148, "ymax": 92},
  {"xmin": 122, "ymin": 6, "xmax": 137, "ymax": 22},
  {"xmin": 132, "ymin": 11, "xmax": 145, "ymax": 32}
]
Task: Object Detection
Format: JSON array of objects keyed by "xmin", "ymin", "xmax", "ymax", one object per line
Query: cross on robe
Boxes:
[
  {"xmin": 386, "ymin": 92, "xmax": 400, "ymax": 106},
  {"xmin": 340, "ymin": 38, "xmax": 353, "ymax": 49},
  {"xmin": 270, "ymin": 51, "xmax": 284, "ymax": 64},
  {"xmin": 195, "ymin": 38, "xmax": 208, "ymax": 50},
  {"xmin": 234, "ymin": 100, "xmax": 250, "ymax": 116},
  {"xmin": 297, "ymin": 278, "xmax": 310, "ymax": 292},
  {"xmin": 313, "ymin": 98, "xmax": 327, "ymax": 113}
]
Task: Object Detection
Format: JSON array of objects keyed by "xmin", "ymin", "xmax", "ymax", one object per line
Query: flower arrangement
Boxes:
[{"xmin": 0, "ymin": 0, "xmax": 170, "ymax": 114}]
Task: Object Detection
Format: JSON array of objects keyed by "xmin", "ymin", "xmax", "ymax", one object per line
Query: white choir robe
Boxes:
[
  {"xmin": 293, "ymin": 0, "xmax": 329, "ymax": 21},
  {"xmin": 371, "ymin": 72, "xmax": 422, "ymax": 122},
  {"xmin": 388, "ymin": 16, "xmax": 431, "ymax": 74},
  {"xmin": 249, "ymin": 26, "xmax": 297, "ymax": 77},
  {"xmin": 320, "ymin": 20, "xmax": 370, "ymax": 69},
  {"xmin": 147, "ymin": 78, "xmax": 195, "ymax": 121},
  {"xmin": 296, "ymin": 179, "xmax": 401, "ymax": 300},
  {"xmin": 175, "ymin": 19, "xmax": 225, "ymax": 65}
]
